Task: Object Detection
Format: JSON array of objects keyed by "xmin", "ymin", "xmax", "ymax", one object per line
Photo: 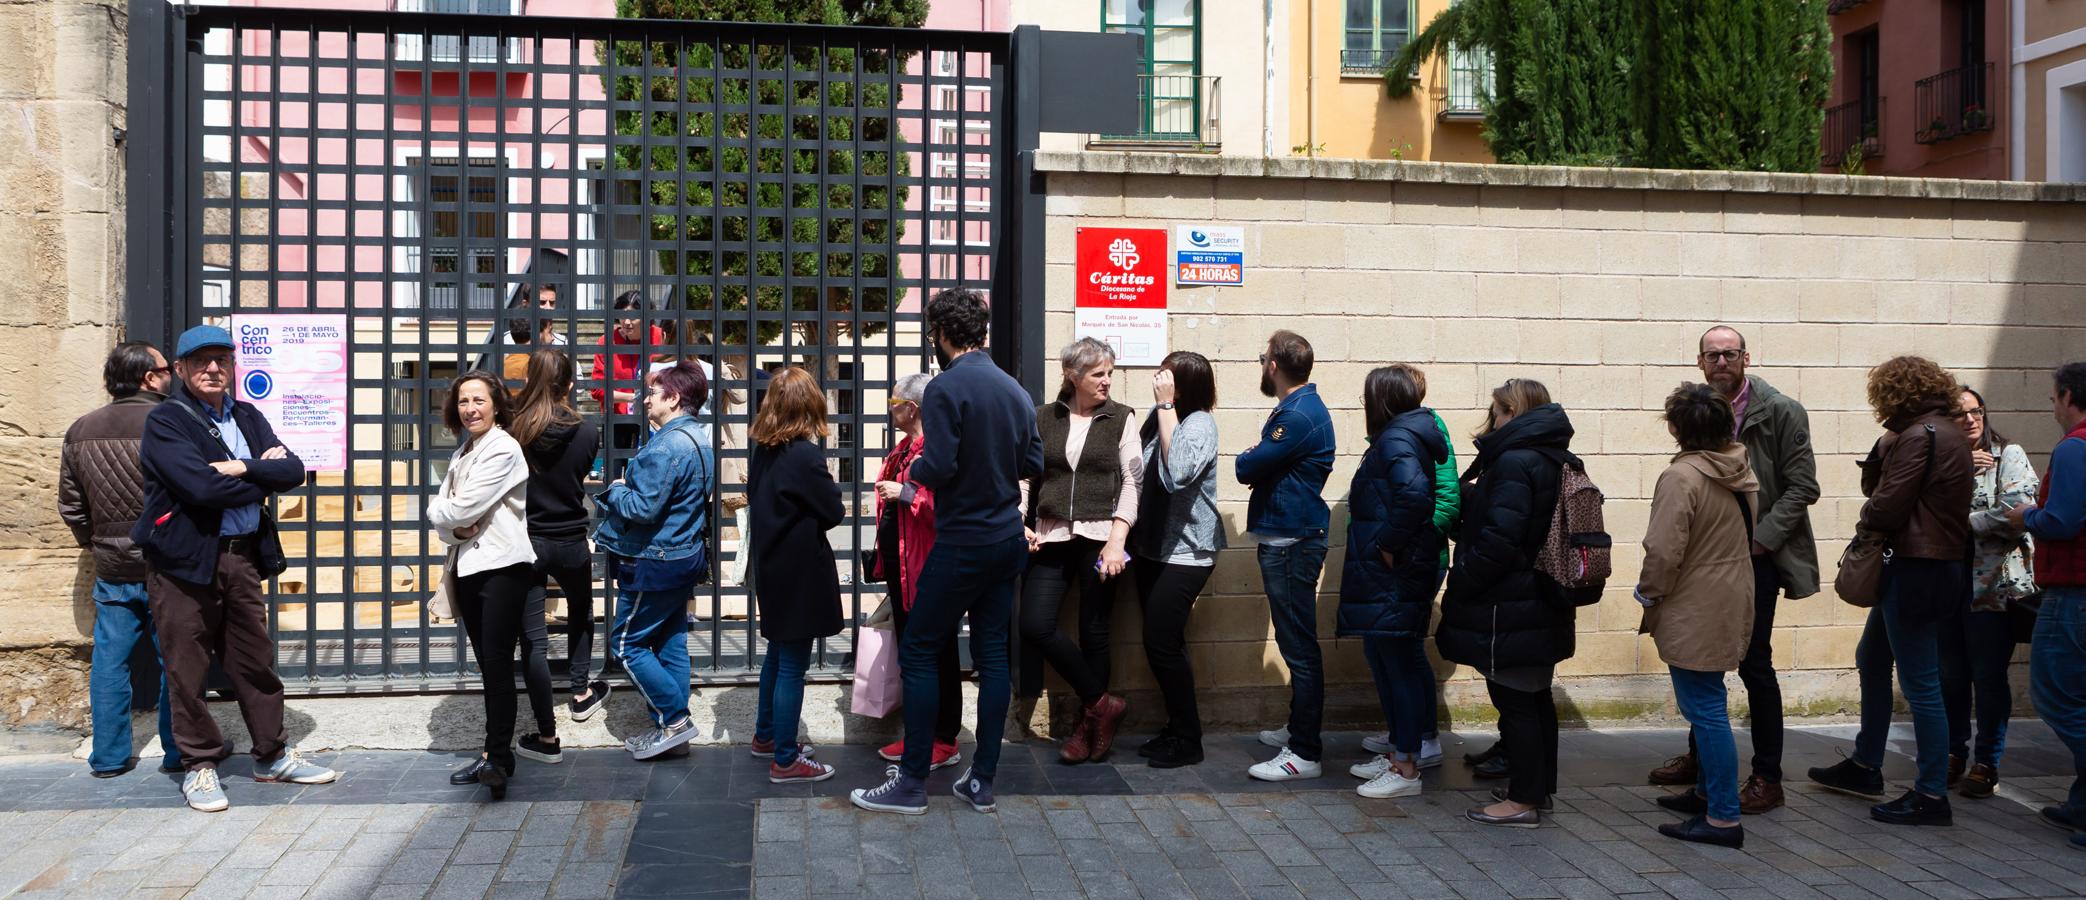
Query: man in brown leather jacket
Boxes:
[{"xmin": 58, "ymin": 341, "xmax": 181, "ymax": 777}]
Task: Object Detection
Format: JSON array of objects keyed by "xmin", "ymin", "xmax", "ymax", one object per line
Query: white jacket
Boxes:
[{"xmin": 428, "ymin": 426, "xmax": 535, "ymax": 577}]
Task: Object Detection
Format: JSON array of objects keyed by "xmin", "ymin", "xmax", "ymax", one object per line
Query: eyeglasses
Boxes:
[
  {"xmin": 148, "ymin": 366, "xmax": 173, "ymax": 376},
  {"xmin": 1700, "ymin": 350, "xmax": 1744, "ymax": 364},
  {"xmin": 187, "ymin": 356, "xmax": 235, "ymax": 371},
  {"xmin": 1258, "ymin": 353, "xmax": 1271, "ymax": 365},
  {"xmin": 1958, "ymin": 407, "xmax": 1987, "ymax": 420},
  {"xmin": 887, "ymin": 398, "xmax": 915, "ymax": 408}
]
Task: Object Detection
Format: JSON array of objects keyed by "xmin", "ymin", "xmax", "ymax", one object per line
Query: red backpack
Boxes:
[{"xmin": 1534, "ymin": 457, "xmax": 1612, "ymax": 606}]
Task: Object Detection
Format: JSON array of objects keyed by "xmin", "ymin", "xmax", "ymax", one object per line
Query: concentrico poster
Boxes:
[
  {"xmin": 1174, "ymin": 225, "xmax": 1244, "ymax": 286},
  {"xmin": 231, "ymin": 314, "xmax": 348, "ymax": 472},
  {"xmin": 1074, "ymin": 226, "xmax": 1168, "ymax": 366}
]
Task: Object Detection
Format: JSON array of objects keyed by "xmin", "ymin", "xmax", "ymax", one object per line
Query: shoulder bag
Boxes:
[{"xmin": 1837, "ymin": 424, "xmax": 1933, "ymax": 608}]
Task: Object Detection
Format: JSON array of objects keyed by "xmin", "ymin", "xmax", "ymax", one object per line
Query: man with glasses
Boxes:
[
  {"xmin": 60, "ymin": 342, "xmax": 181, "ymax": 778},
  {"xmin": 134, "ymin": 325, "xmax": 337, "ymax": 812},
  {"xmin": 1647, "ymin": 325, "xmax": 1820, "ymax": 813}
]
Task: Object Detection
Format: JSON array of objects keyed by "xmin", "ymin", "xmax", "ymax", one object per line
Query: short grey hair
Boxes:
[
  {"xmin": 893, "ymin": 372, "xmax": 933, "ymax": 404},
  {"xmin": 1057, "ymin": 337, "xmax": 1116, "ymax": 400}
]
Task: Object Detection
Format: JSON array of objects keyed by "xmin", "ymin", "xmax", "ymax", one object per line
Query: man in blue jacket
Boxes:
[
  {"xmin": 133, "ymin": 325, "xmax": 338, "ymax": 812},
  {"xmin": 852, "ymin": 289, "xmax": 1044, "ymax": 817},
  {"xmin": 1239, "ymin": 330, "xmax": 1337, "ymax": 782}
]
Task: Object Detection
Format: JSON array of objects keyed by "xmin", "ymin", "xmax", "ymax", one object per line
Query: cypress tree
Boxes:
[{"xmin": 1635, "ymin": 0, "xmax": 1830, "ymax": 170}]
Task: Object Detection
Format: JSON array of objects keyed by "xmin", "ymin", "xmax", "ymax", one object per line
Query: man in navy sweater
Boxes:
[
  {"xmin": 134, "ymin": 325, "xmax": 338, "ymax": 812},
  {"xmin": 852, "ymin": 289, "xmax": 1043, "ymax": 817}
]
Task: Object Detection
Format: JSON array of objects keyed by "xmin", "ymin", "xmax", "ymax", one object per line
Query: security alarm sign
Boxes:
[{"xmin": 1075, "ymin": 227, "xmax": 1168, "ymax": 366}]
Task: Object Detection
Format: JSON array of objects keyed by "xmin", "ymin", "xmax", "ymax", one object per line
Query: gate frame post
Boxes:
[
  {"xmin": 994, "ymin": 25, "xmax": 1047, "ymax": 402},
  {"xmin": 124, "ymin": 0, "xmax": 182, "ymax": 349}
]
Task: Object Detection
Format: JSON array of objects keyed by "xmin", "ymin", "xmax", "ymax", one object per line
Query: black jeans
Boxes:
[
  {"xmin": 1018, "ymin": 537, "xmax": 1114, "ymax": 703},
  {"xmin": 1136, "ymin": 559, "xmax": 1213, "ymax": 742},
  {"xmin": 531, "ymin": 536, "xmax": 598, "ymax": 694},
  {"xmin": 892, "ymin": 599, "xmax": 963, "ymax": 744},
  {"xmin": 1687, "ymin": 554, "xmax": 1784, "ymax": 781},
  {"xmin": 457, "ymin": 562, "xmax": 556, "ymax": 769},
  {"xmin": 1488, "ymin": 678, "xmax": 1559, "ymax": 806}
]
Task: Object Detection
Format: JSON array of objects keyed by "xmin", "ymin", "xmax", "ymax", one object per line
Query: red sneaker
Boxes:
[
  {"xmin": 768, "ymin": 758, "xmax": 836, "ymax": 784},
  {"xmin": 877, "ymin": 739, "xmax": 963, "ymax": 770},
  {"xmin": 1084, "ymin": 694, "xmax": 1130, "ymax": 762},
  {"xmin": 750, "ymin": 736, "xmax": 816, "ymax": 759}
]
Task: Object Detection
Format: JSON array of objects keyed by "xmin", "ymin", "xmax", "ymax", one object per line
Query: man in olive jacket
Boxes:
[{"xmin": 1647, "ymin": 326, "xmax": 1821, "ymax": 813}]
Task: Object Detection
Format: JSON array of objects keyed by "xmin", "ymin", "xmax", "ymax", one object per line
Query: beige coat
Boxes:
[{"xmin": 1638, "ymin": 444, "xmax": 1761, "ymax": 672}]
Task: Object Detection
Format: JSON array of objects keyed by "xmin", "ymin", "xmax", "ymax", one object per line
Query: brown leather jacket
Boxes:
[
  {"xmin": 58, "ymin": 392, "xmax": 165, "ymax": 582},
  {"xmin": 1857, "ymin": 406, "xmax": 1974, "ymax": 561}
]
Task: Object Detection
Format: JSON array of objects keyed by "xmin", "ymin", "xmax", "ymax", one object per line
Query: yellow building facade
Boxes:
[{"xmin": 1287, "ymin": 0, "xmax": 1494, "ymax": 162}]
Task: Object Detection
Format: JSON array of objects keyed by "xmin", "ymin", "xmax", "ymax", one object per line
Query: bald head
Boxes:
[
  {"xmin": 1698, "ymin": 325, "xmax": 1746, "ymax": 353},
  {"xmin": 1696, "ymin": 325, "xmax": 1750, "ymax": 399}
]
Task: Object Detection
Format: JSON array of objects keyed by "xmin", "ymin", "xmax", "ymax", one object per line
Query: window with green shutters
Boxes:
[
  {"xmin": 1342, "ymin": 0, "xmax": 1414, "ymax": 75},
  {"xmin": 1101, "ymin": 0, "xmax": 1203, "ymax": 141}
]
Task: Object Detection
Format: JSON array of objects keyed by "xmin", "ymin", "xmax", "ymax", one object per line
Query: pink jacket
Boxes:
[{"xmin": 874, "ymin": 435, "xmax": 938, "ymax": 610}]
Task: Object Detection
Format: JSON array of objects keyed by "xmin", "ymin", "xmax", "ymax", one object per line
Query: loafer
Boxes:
[
  {"xmin": 1465, "ymin": 804, "xmax": 1540, "ymax": 829},
  {"xmin": 1871, "ymin": 790, "xmax": 1952, "ymax": 827},
  {"xmin": 1807, "ymin": 758, "xmax": 1884, "ymax": 800},
  {"xmin": 1958, "ymin": 763, "xmax": 1997, "ymax": 800},
  {"xmin": 450, "ymin": 756, "xmax": 513, "ymax": 786},
  {"xmin": 1656, "ymin": 791, "xmax": 1706, "ymax": 815},
  {"xmin": 1491, "ymin": 787, "xmax": 1552, "ymax": 812},
  {"xmin": 1658, "ymin": 814, "xmax": 1743, "ymax": 849},
  {"xmin": 1471, "ymin": 754, "xmax": 1511, "ymax": 780}
]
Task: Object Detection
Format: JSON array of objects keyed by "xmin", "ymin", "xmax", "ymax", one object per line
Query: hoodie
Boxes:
[
  {"xmin": 523, "ymin": 419, "xmax": 601, "ymax": 541},
  {"xmin": 1337, "ymin": 407, "xmax": 1450, "ymax": 638},
  {"xmin": 1637, "ymin": 444, "xmax": 1761, "ymax": 673}
]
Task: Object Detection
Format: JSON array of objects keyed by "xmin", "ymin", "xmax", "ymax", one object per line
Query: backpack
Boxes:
[{"xmin": 1533, "ymin": 456, "xmax": 1611, "ymax": 606}]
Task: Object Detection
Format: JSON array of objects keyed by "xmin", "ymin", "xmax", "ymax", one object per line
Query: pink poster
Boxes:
[{"xmin": 230, "ymin": 314, "xmax": 348, "ymax": 472}]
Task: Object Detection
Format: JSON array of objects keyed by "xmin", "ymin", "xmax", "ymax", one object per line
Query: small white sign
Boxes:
[{"xmin": 1174, "ymin": 225, "xmax": 1245, "ymax": 286}]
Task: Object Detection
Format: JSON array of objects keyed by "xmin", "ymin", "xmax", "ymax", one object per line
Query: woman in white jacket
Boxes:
[{"xmin": 429, "ymin": 372, "xmax": 548, "ymax": 799}]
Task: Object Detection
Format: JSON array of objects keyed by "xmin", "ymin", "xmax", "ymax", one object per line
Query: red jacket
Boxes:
[
  {"xmin": 590, "ymin": 326, "xmax": 668, "ymax": 415},
  {"xmin": 2033, "ymin": 421, "xmax": 2086, "ymax": 586},
  {"xmin": 873, "ymin": 434, "xmax": 937, "ymax": 610}
]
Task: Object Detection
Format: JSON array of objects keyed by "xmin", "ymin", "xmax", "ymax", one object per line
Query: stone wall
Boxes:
[
  {"xmin": 1035, "ymin": 151, "xmax": 2086, "ymax": 731},
  {"xmin": 0, "ymin": 0, "xmax": 128, "ymax": 730}
]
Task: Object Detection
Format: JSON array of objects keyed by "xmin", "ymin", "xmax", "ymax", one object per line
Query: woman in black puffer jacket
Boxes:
[
  {"xmin": 1437, "ymin": 379, "xmax": 1577, "ymax": 828},
  {"xmin": 1337, "ymin": 365, "xmax": 1450, "ymax": 801}
]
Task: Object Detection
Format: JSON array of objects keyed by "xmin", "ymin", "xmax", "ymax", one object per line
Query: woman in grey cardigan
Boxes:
[{"xmin": 1130, "ymin": 351, "xmax": 1225, "ymax": 768}]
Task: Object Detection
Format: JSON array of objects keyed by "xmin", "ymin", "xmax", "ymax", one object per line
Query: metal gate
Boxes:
[{"xmin": 125, "ymin": 2, "xmax": 1055, "ymax": 692}]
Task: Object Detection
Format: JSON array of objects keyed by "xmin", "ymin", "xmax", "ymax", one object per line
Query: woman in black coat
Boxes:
[
  {"xmin": 1437, "ymin": 379, "xmax": 1577, "ymax": 828},
  {"xmin": 747, "ymin": 367, "xmax": 847, "ymax": 784},
  {"xmin": 1337, "ymin": 365, "xmax": 1449, "ymax": 800}
]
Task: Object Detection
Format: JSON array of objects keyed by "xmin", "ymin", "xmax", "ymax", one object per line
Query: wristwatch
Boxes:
[{"xmin": 1157, "ymin": 402, "xmax": 1175, "ymax": 410}]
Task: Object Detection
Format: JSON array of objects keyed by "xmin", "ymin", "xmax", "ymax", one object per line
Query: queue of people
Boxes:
[{"xmin": 54, "ymin": 303, "xmax": 2086, "ymax": 855}]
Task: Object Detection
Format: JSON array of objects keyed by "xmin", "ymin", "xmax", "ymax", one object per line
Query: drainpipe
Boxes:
[
  {"xmin": 2010, "ymin": 0, "xmax": 2026, "ymax": 179},
  {"xmin": 1264, "ymin": 0, "xmax": 1276, "ymax": 156},
  {"xmin": 1306, "ymin": 0, "xmax": 1316, "ymax": 156}
]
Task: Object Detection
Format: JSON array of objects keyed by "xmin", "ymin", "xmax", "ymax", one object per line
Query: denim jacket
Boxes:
[
  {"xmin": 593, "ymin": 415, "xmax": 713, "ymax": 562},
  {"xmin": 1235, "ymin": 384, "xmax": 1336, "ymax": 538}
]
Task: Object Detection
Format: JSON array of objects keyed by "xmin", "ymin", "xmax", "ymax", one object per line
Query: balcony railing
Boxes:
[
  {"xmin": 1342, "ymin": 48, "xmax": 1397, "ymax": 76},
  {"xmin": 1821, "ymin": 97, "xmax": 1884, "ymax": 169},
  {"xmin": 394, "ymin": 0, "xmax": 527, "ymax": 66},
  {"xmin": 1090, "ymin": 74, "xmax": 1221, "ymax": 151},
  {"xmin": 1913, "ymin": 61, "xmax": 1995, "ymax": 145},
  {"xmin": 1433, "ymin": 44, "xmax": 1493, "ymax": 121},
  {"xmin": 1826, "ymin": 0, "xmax": 1873, "ymax": 14}
]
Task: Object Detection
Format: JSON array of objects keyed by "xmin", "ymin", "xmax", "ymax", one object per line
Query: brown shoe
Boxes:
[
  {"xmin": 1084, "ymin": 694, "xmax": 1130, "ymax": 762},
  {"xmin": 1738, "ymin": 775, "xmax": 1784, "ymax": 814},
  {"xmin": 1058, "ymin": 712, "xmax": 1095, "ymax": 764},
  {"xmin": 1947, "ymin": 754, "xmax": 1966, "ymax": 789},
  {"xmin": 1648, "ymin": 754, "xmax": 1698, "ymax": 786},
  {"xmin": 1959, "ymin": 763, "xmax": 1998, "ymax": 799}
]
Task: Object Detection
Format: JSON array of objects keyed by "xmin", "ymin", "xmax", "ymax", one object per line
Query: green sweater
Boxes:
[{"xmin": 1431, "ymin": 411, "xmax": 1462, "ymax": 567}]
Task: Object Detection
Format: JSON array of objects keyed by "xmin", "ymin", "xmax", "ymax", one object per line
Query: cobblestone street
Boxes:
[{"xmin": 0, "ymin": 724, "xmax": 2077, "ymax": 899}]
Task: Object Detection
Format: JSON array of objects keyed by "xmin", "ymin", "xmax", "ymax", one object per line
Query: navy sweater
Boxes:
[{"xmin": 908, "ymin": 350, "xmax": 1045, "ymax": 545}]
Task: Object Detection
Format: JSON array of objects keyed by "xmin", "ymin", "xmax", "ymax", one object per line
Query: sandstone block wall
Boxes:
[{"xmin": 1035, "ymin": 151, "xmax": 2086, "ymax": 730}]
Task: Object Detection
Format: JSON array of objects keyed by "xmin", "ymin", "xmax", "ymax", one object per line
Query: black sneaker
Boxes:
[
  {"xmin": 1656, "ymin": 791, "xmax": 1706, "ymax": 815},
  {"xmin": 1471, "ymin": 754, "xmax": 1511, "ymax": 780},
  {"xmin": 571, "ymin": 681, "xmax": 611, "ymax": 722},
  {"xmin": 516, "ymin": 733, "xmax": 563, "ymax": 765},
  {"xmin": 1147, "ymin": 738, "xmax": 1204, "ymax": 769},
  {"xmin": 1137, "ymin": 731, "xmax": 1175, "ymax": 759},
  {"xmin": 1807, "ymin": 758, "xmax": 1885, "ymax": 799},
  {"xmin": 1871, "ymin": 790, "xmax": 1952, "ymax": 827},
  {"xmin": 2037, "ymin": 805, "xmax": 2078, "ymax": 834}
]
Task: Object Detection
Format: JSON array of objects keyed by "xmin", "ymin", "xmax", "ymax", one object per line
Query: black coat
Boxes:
[
  {"xmin": 748, "ymin": 438, "xmax": 847, "ymax": 642},
  {"xmin": 1435, "ymin": 403, "xmax": 1577, "ymax": 672},
  {"xmin": 1337, "ymin": 408, "xmax": 1447, "ymax": 639},
  {"xmin": 132, "ymin": 383, "xmax": 306, "ymax": 584}
]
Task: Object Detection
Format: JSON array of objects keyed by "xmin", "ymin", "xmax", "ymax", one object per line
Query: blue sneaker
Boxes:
[
  {"xmin": 954, "ymin": 766, "xmax": 995, "ymax": 813},
  {"xmin": 850, "ymin": 765, "xmax": 927, "ymax": 816}
]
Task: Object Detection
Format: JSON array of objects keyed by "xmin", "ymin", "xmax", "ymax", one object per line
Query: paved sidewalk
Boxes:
[{"xmin": 0, "ymin": 722, "xmax": 2075, "ymax": 899}]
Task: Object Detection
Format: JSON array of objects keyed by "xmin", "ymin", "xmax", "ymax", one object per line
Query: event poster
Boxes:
[
  {"xmin": 1073, "ymin": 226, "xmax": 1168, "ymax": 366},
  {"xmin": 230, "ymin": 314, "xmax": 348, "ymax": 472}
]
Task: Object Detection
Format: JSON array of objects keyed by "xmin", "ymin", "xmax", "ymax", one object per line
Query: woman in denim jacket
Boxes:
[{"xmin": 594, "ymin": 361, "xmax": 715, "ymax": 760}]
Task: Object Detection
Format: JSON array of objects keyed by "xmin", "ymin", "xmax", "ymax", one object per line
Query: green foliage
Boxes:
[{"xmin": 607, "ymin": 0, "xmax": 930, "ymax": 346}]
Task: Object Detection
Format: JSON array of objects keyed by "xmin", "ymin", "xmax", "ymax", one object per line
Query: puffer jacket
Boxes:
[
  {"xmin": 1637, "ymin": 444, "xmax": 1760, "ymax": 672},
  {"xmin": 1435, "ymin": 404, "xmax": 1577, "ymax": 673},
  {"xmin": 58, "ymin": 392, "xmax": 165, "ymax": 582},
  {"xmin": 1858, "ymin": 405, "xmax": 1974, "ymax": 561},
  {"xmin": 1338, "ymin": 408, "xmax": 1448, "ymax": 639}
]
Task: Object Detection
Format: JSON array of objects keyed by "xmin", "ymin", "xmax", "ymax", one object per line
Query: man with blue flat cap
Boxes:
[{"xmin": 134, "ymin": 324, "xmax": 338, "ymax": 812}]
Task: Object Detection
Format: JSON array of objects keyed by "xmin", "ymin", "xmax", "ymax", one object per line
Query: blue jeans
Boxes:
[
  {"xmin": 2031, "ymin": 585, "xmax": 2086, "ymax": 822},
  {"xmin": 1361, "ymin": 635, "xmax": 1432, "ymax": 759},
  {"xmin": 1259, "ymin": 537, "xmax": 1328, "ymax": 761},
  {"xmin": 900, "ymin": 536, "xmax": 1025, "ymax": 780},
  {"xmin": 609, "ymin": 585, "xmax": 693, "ymax": 728},
  {"xmin": 1670, "ymin": 666, "xmax": 1740, "ymax": 822},
  {"xmin": 755, "ymin": 639, "xmax": 813, "ymax": 766},
  {"xmin": 1854, "ymin": 558, "xmax": 1959, "ymax": 797},
  {"xmin": 88, "ymin": 580, "xmax": 179, "ymax": 773},
  {"xmin": 1940, "ymin": 608, "xmax": 2015, "ymax": 767}
]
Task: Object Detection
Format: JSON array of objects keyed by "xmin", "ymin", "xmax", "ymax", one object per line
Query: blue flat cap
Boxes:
[{"xmin": 174, "ymin": 325, "xmax": 234, "ymax": 360}]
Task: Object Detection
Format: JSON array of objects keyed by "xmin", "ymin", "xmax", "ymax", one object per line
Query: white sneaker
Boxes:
[
  {"xmin": 1258, "ymin": 726, "xmax": 1290, "ymax": 749},
  {"xmin": 1419, "ymin": 737, "xmax": 1443, "ymax": 769},
  {"xmin": 1350, "ymin": 754, "xmax": 1393, "ymax": 780},
  {"xmin": 1357, "ymin": 769, "xmax": 1423, "ymax": 800},
  {"xmin": 1362, "ymin": 732, "xmax": 1393, "ymax": 755},
  {"xmin": 1248, "ymin": 748, "xmax": 1322, "ymax": 782}
]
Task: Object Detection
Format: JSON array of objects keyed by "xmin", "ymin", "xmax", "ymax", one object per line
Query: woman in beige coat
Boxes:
[{"xmin": 1637, "ymin": 383, "xmax": 1760, "ymax": 849}]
